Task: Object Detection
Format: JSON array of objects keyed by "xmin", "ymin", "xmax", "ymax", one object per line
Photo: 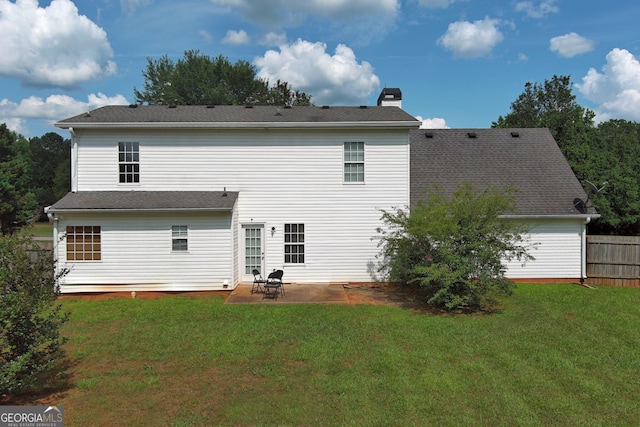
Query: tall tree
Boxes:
[
  {"xmin": 28, "ymin": 132, "xmax": 71, "ymax": 217},
  {"xmin": 0, "ymin": 124, "xmax": 37, "ymax": 235},
  {"xmin": 493, "ymin": 75, "xmax": 597, "ymax": 167},
  {"xmin": 134, "ymin": 50, "xmax": 312, "ymax": 106},
  {"xmin": 585, "ymin": 120, "xmax": 640, "ymax": 234},
  {"xmin": 492, "ymin": 75, "xmax": 640, "ymax": 235}
]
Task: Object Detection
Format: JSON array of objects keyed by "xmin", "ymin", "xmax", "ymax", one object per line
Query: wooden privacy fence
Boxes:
[{"xmin": 586, "ymin": 235, "xmax": 640, "ymax": 287}]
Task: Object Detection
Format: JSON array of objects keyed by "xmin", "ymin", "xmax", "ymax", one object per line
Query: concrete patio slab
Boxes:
[{"xmin": 225, "ymin": 283, "xmax": 349, "ymax": 304}]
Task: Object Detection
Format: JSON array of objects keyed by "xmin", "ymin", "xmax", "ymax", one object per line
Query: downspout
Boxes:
[
  {"xmin": 581, "ymin": 217, "xmax": 592, "ymax": 283},
  {"xmin": 69, "ymin": 127, "xmax": 78, "ymax": 192},
  {"xmin": 45, "ymin": 209, "xmax": 59, "ymax": 283}
]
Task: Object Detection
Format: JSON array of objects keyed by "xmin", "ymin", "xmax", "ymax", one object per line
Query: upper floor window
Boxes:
[
  {"xmin": 344, "ymin": 141, "xmax": 364, "ymax": 183},
  {"xmin": 284, "ymin": 223, "xmax": 304, "ymax": 264},
  {"xmin": 172, "ymin": 225, "xmax": 188, "ymax": 251},
  {"xmin": 119, "ymin": 142, "xmax": 139, "ymax": 183},
  {"xmin": 66, "ymin": 226, "xmax": 101, "ymax": 261}
]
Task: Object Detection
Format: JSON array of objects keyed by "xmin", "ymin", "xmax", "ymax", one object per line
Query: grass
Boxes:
[
  {"xmin": 11, "ymin": 284, "xmax": 640, "ymax": 426},
  {"xmin": 18, "ymin": 221, "xmax": 53, "ymax": 238}
]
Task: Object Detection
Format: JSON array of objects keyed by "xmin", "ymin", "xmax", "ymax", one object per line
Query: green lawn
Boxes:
[
  {"xmin": 19, "ymin": 284, "xmax": 640, "ymax": 426},
  {"xmin": 19, "ymin": 221, "xmax": 53, "ymax": 238}
]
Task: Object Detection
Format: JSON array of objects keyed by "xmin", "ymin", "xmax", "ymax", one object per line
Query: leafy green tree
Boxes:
[
  {"xmin": 585, "ymin": 120, "xmax": 640, "ymax": 234},
  {"xmin": 493, "ymin": 75, "xmax": 640, "ymax": 235},
  {"xmin": 0, "ymin": 233, "xmax": 68, "ymax": 396},
  {"xmin": 376, "ymin": 183, "xmax": 533, "ymax": 311},
  {"xmin": 134, "ymin": 50, "xmax": 312, "ymax": 106},
  {"xmin": 0, "ymin": 124, "xmax": 37, "ymax": 235},
  {"xmin": 492, "ymin": 75, "xmax": 597, "ymax": 167},
  {"xmin": 28, "ymin": 132, "xmax": 71, "ymax": 218}
]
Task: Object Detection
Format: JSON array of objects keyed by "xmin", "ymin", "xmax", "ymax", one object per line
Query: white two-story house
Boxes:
[
  {"xmin": 47, "ymin": 90, "xmax": 419, "ymax": 292},
  {"xmin": 47, "ymin": 89, "xmax": 597, "ymax": 293}
]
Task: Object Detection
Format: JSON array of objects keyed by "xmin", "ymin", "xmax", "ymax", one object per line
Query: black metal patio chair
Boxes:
[
  {"xmin": 251, "ymin": 269, "xmax": 265, "ymax": 294},
  {"xmin": 263, "ymin": 269, "xmax": 284, "ymax": 299}
]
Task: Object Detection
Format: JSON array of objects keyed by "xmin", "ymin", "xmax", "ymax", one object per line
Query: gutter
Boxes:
[
  {"xmin": 45, "ymin": 207, "xmax": 235, "ymax": 214},
  {"xmin": 499, "ymin": 214, "xmax": 601, "ymax": 219},
  {"xmin": 54, "ymin": 121, "xmax": 420, "ymax": 130}
]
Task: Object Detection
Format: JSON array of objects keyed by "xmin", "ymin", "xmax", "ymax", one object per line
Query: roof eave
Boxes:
[
  {"xmin": 47, "ymin": 207, "xmax": 234, "ymax": 213},
  {"xmin": 500, "ymin": 214, "xmax": 601, "ymax": 220},
  {"xmin": 54, "ymin": 121, "xmax": 419, "ymax": 130}
]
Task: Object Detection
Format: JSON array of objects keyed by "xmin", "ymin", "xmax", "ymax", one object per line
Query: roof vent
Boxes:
[
  {"xmin": 425, "ymin": 132, "xmax": 434, "ymax": 138},
  {"xmin": 284, "ymin": 105, "xmax": 292, "ymax": 109},
  {"xmin": 168, "ymin": 104, "xmax": 177, "ymax": 109},
  {"xmin": 511, "ymin": 131, "xmax": 520, "ymax": 138},
  {"xmin": 321, "ymin": 105, "xmax": 330, "ymax": 109},
  {"xmin": 128, "ymin": 104, "xmax": 138, "ymax": 108},
  {"xmin": 206, "ymin": 105, "xmax": 215, "ymax": 108},
  {"xmin": 245, "ymin": 104, "xmax": 253, "ymax": 108},
  {"xmin": 467, "ymin": 132, "xmax": 477, "ymax": 138},
  {"xmin": 359, "ymin": 105, "xmax": 367, "ymax": 109}
]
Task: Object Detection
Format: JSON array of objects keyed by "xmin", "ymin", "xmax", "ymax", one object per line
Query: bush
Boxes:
[
  {"xmin": 0, "ymin": 233, "xmax": 68, "ymax": 396},
  {"xmin": 376, "ymin": 183, "xmax": 534, "ymax": 311}
]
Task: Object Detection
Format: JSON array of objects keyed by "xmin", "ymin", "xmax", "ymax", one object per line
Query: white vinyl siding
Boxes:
[
  {"xmin": 72, "ymin": 128, "xmax": 411, "ymax": 284},
  {"xmin": 503, "ymin": 218, "xmax": 584, "ymax": 279},
  {"xmin": 56, "ymin": 212, "xmax": 234, "ymax": 292}
]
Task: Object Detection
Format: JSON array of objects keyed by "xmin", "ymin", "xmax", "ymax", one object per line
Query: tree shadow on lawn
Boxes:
[{"xmin": 1, "ymin": 357, "xmax": 78, "ymax": 406}]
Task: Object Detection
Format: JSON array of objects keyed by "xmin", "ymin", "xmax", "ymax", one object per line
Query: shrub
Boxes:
[
  {"xmin": 376, "ymin": 183, "xmax": 534, "ymax": 311},
  {"xmin": 0, "ymin": 233, "xmax": 68, "ymax": 396}
]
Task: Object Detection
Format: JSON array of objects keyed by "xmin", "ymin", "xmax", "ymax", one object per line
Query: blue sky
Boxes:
[{"xmin": 1, "ymin": 0, "xmax": 639, "ymax": 137}]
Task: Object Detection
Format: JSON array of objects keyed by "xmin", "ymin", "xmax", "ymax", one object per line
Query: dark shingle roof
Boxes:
[
  {"xmin": 410, "ymin": 128, "xmax": 596, "ymax": 216},
  {"xmin": 48, "ymin": 191, "xmax": 238, "ymax": 212},
  {"xmin": 55, "ymin": 104, "xmax": 418, "ymax": 128}
]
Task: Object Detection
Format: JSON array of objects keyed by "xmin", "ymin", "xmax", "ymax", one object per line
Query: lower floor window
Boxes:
[
  {"xmin": 172, "ymin": 225, "xmax": 188, "ymax": 251},
  {"xmin": 284, "ymin": 223, "xmax": 304, "ymax": 263},
  {"xmin": 66, "ymin": 226, "xmax": 101, "ymax": 261}
]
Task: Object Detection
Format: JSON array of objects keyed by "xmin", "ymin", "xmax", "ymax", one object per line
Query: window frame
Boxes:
[
  {"xmin": 118, "ymin": 141, "xmax": 140, "ymax": 184},
  {"xmin": 171, "ymin": 225, "xmax": 189, "ymax": 252},
  {"xmin": 66, "ymin": 225, "xmax": 101, "ymax": 262},
  {"xmin": 284, "ymin": 223, "xmax": 305, "ymax": 264},
  {"xmin": 343, "ymin": 141, "xmax": 365, "ymax": 183}
]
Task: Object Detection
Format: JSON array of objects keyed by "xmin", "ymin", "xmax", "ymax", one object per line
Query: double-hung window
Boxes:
[
  {"xmin": 119, "ymin": 142, "xmax": 139, "ymax": 183},
  {"xmin": 66, "ymin": 226, "xmax": 101, "ymax": 261},
  {"xmin": 344, "ymin": 141, "xmax": 364, "ymax": 183},
  {"xmin": 284, "ymin": 223, "xmax": 304, "ymax": 264},
  {"xmin": 172, "ymin": 225, "xmax": 188, "ymax": 252}
]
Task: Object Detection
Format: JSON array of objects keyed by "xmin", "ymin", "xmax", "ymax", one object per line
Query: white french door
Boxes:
[{"xmin": 242, "ymin": 225, "xmax": 264, "ymax": 282}]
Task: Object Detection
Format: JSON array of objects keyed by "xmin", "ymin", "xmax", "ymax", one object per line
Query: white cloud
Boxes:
[
  {"xmin": 515, "ymin": 0, "xmax": 559, "ymax": 18},
  {"xmin": 0, "ymin": 93, "xmax": 129, "ymax": 135},
  {"xmin": 254, "ymin": 39, "xmax": 380, "ymax": 105},
  {"xmin": 416, "ymin": 116, "xmax": 449, "ymax": 129},
  {"xmin": 549, "ymin": 33, "xmax": 594, "ymax": 58},
  {"xmin": 437, "ymin": 18, "xmax": 504, "ymax": 58},
  {"xmin": 210, "ymin": 0, "xmax": 398, "ymax": 25},
  {"xmin": 223, "ymin": 29, "xmax": 250, "ymax": 45},
  {"xmin": 260, "ymin": 32, "xmax": 287, "ymax": 46},
  {"xmin": 0, "ymin": 0, "xmax": 116, "ymax": 88},
  {"xmin": 577, "ymin": 48, "xmax": 640, "ymax": 122}
]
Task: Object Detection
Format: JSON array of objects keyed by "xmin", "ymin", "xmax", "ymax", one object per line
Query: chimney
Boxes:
[{"xmin": 377, "ymin": 88, "xmax": 402, "ymax": 108}]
